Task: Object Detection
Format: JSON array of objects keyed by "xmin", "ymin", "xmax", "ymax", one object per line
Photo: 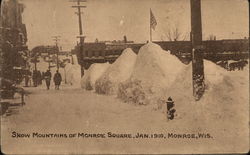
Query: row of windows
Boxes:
[
  {"xmin": 82, "ymin": 40, "xmax": 249, "ymax": 58},
  {"xmin": 84, "ymin": 50, "xmax": 123, "ymax": 57}
]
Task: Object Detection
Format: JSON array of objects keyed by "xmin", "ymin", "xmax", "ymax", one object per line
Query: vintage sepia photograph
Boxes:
[{"xmin": 0, "ymin": 0, "xmax": 249, "ymax": 154}]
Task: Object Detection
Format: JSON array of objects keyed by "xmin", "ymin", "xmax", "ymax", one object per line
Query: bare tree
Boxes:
[
  {"xmin": 165, "ymin": 28, "xmax": 173, "ymax": 41},
  {"xmin": 207, "ymin": 34, "xmax": 216, "ymax": 40},
  {"xmin": 182, "ymin": 32, "xmax": 189, "ymax": 41},
  {"xmin": 164, "ymin": 22, "xmax": 188, "ymax": 41}
]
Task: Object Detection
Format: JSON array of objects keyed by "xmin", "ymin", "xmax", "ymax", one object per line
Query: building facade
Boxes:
[{"xmin": 0, "ymin": 0, "xmax": 28, "ymax": 84}]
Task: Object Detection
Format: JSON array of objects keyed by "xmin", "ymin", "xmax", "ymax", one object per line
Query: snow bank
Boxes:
[
  {"xmin": 95, "ymin": 48, "xmax": 137, "ymax": 95},
  {"xmin": 65, "ymin": 63, "xmax": 81, "ymax": 87},
  {"xmin": 117, "ymin": 42, "xmax": 248, "ymax": 116},
  {"xmin": 204, "ymin": 60, "xmax": 228, "ymax": 85},
  {"xmin": 72, "ymin": 54, "xmax": 79, "ymax": 65},
  {"xmin": 81, "ymin": 62, "xmax": 110, "ymax": 90},
  {"xmin": 163, "ymin": 60, "xmax": 226, "ymax": 103},
  {"xmin": 145, "ymin": 58, "xmax": 248, "ymax": 124},
  {"xmin": 199, "ymin": 60, "xmax": 249, "ymax": 120},
  {"xmin": 132, "ymin": 43, "xmax": 185, "ymax": 88},
  {"xmin": 118, "ymin": 43, "xmax": 186, "ymax": 105}
]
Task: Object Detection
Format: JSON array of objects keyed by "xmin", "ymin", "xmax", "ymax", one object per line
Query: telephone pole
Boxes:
[
  {"xmin": 70, "ymin": 0, "xmax": 87, "ymax": 76},
  {"xmin": 190, "ymin": 0, "xmax": 205, "ymax": 101},
  {"xmin": 52, "ymin": 36, "xmax": 61, "ymax": 70}
]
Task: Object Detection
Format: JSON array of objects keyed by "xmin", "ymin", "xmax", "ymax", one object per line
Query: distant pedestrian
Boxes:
[
  {"xmin": 32, "ymin": 70, "xmax": 38, "ymax": 87},
  {"xmin": 53, "ymin": 70, "xmax": 62, "ymax": 90},
  {"xmin": 44, "ymin": 69, "xmax": 52, "ymax": 90},
  {"xmin": 41, "ymin": 71, "xmax": 45, "ymax": 83},
  {"xmin": 37, "ymin": 70, "xmax": 42, "ymax": 85},
  {"xmin": 24, "ymin": 70, "xmax": 31, "ymax": 87}
]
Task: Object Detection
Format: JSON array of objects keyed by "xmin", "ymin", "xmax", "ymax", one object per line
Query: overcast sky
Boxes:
[{"xmin": 20, "ymin": 0, "xmax": 249, "ymax": 51}]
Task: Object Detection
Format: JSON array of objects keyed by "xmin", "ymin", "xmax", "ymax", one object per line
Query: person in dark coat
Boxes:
[
  {"xmin": 44, "ymin": 69, "xmax": 52, "ymax": 90},
  {"xmin": 24, "ymin": 70, "xmax": 31, "ymax": 87},
  {"xmin": 37, "ymin": 70, "xmax": 42, "ymax": 85},
  {"xmin": 53, "ymin": 70, "xmax": 62, "ymax": 90},
  {"xmin": 32, "ymin": 70, "xmax": 38, "ymax": 87},
  {"xmin": 41, "ymin": 72, "xmax": 45, "ymax": 84}
]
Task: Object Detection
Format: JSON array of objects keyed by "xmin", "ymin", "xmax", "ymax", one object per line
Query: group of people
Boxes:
[
  {"xmin": 24, "ymin": 70, "xmax": 43, "ymax": 87},
  {"xmin": 43, "ymin": 69, "xmax": 62, "ymax": 90},
  {"xmin": 24, "ymin": 69, "xmax": 62, "ymax": 90}
]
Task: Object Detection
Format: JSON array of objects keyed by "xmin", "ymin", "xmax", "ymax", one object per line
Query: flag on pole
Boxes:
[{"xmin": 150, "ymin": 9, "xmax": 157, "ymax": 30}]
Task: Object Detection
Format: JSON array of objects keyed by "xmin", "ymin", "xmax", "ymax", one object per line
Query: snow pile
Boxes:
[
  {"xmin": 71, "ymin": 54, "xmax": 79, "ymax": 65},
  {"xmin": 117, "ymin": 42, "xmax": 248, "ymax": 114},
  {"xmin": 198, "ymin": 60, "xmax": 249, "ymax": 121},
  {"xmin": 118, "ymin": 43, "xmax": 186, "ymax": 105},
  {"xmin": 150, "ymin": 59, "xmax": 248, "ymax": 124},
  {"xmin": 161, "ymin": 60, "xmax": 226, "ymax": 104},
  {"xmin": 205, "ymin": 60, "xmax": 230, "ymax": 85},
  {"xmin": 65, "ymin": 63, "xmax": 81, "ymax": 87},
  {"xmin": 95, "ymin": 48, "xmax": 137, "ymax": 95},
  {"xmin": 81, "ymin": 62, "xmax": 110, "ymax": 90}
]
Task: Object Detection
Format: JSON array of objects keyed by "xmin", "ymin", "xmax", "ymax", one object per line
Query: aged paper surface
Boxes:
[{"xmin": 0, "ymin": 0, "xmax": 249, "ymax": 154}]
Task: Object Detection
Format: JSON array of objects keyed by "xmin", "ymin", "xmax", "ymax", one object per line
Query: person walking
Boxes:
[
  {"xmin": 24, "ymin": 70, "xmax": 31, "ymax": 87},
  {"xmin": 37, "ymin": 70, "xmax": 42, "ymax": 85},
  {"xmin": 41, "ymin": 71, "xmax": 45, "ymax": 84},
  {"xmin": 44, "ymin": 69, "xmax": 52, "ymax": 90},
  {"xmin": 32, "ymin": 70, "xmax": 37, "ymax": 87},
  {"xmin": 53, "ymin": 70, "xmax": 62, "ymax": 90}
]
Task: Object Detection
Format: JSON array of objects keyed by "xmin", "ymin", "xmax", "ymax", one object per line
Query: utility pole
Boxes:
[
  {"xmin": 52, "ymin": 36, "xmax": 61, "ymax": 70},
  {"xmin": 190, "ymin": 0, "xmax": 205, "ymax": 101},
  {"xmin": 70, "ymin": 0, "xmax": 87, "ymax": 76}
]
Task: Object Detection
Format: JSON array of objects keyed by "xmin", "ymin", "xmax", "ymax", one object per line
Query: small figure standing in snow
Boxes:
[
  {"xmin": 53, "ymin": 70, "xmax": 62, "ymax": 90},
  {"xmin": 37, "ymin": 70, "xmax": 42, "ymax": 85},
  {"xmin": 24, "ymin": 70, "xmax": 31, "ymax": 87},
  {"xmin": 166, "ymin": 97, "xmax": 176, "ymax": 120},
  {"xmin": 44, "ymin": 69, "xmax": 52, "ymax": 90},
  {"xmin": 32, "ymin": 70, "xmax": 38, "ymax": 87}
]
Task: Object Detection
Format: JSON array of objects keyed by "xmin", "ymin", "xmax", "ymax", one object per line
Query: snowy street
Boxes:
[
  {"xmin": 1, "ymin": 79, "xmax": 248, "ymax": 154},
  {"xmin": 1, "ymin": 0, "xmax": 249, "ymax": 154}
]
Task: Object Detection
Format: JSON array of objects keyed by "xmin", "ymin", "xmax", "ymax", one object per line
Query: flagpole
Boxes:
[{"xmin": 150, "ymin": 8, "xmax": 152, "ymax": 42}]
